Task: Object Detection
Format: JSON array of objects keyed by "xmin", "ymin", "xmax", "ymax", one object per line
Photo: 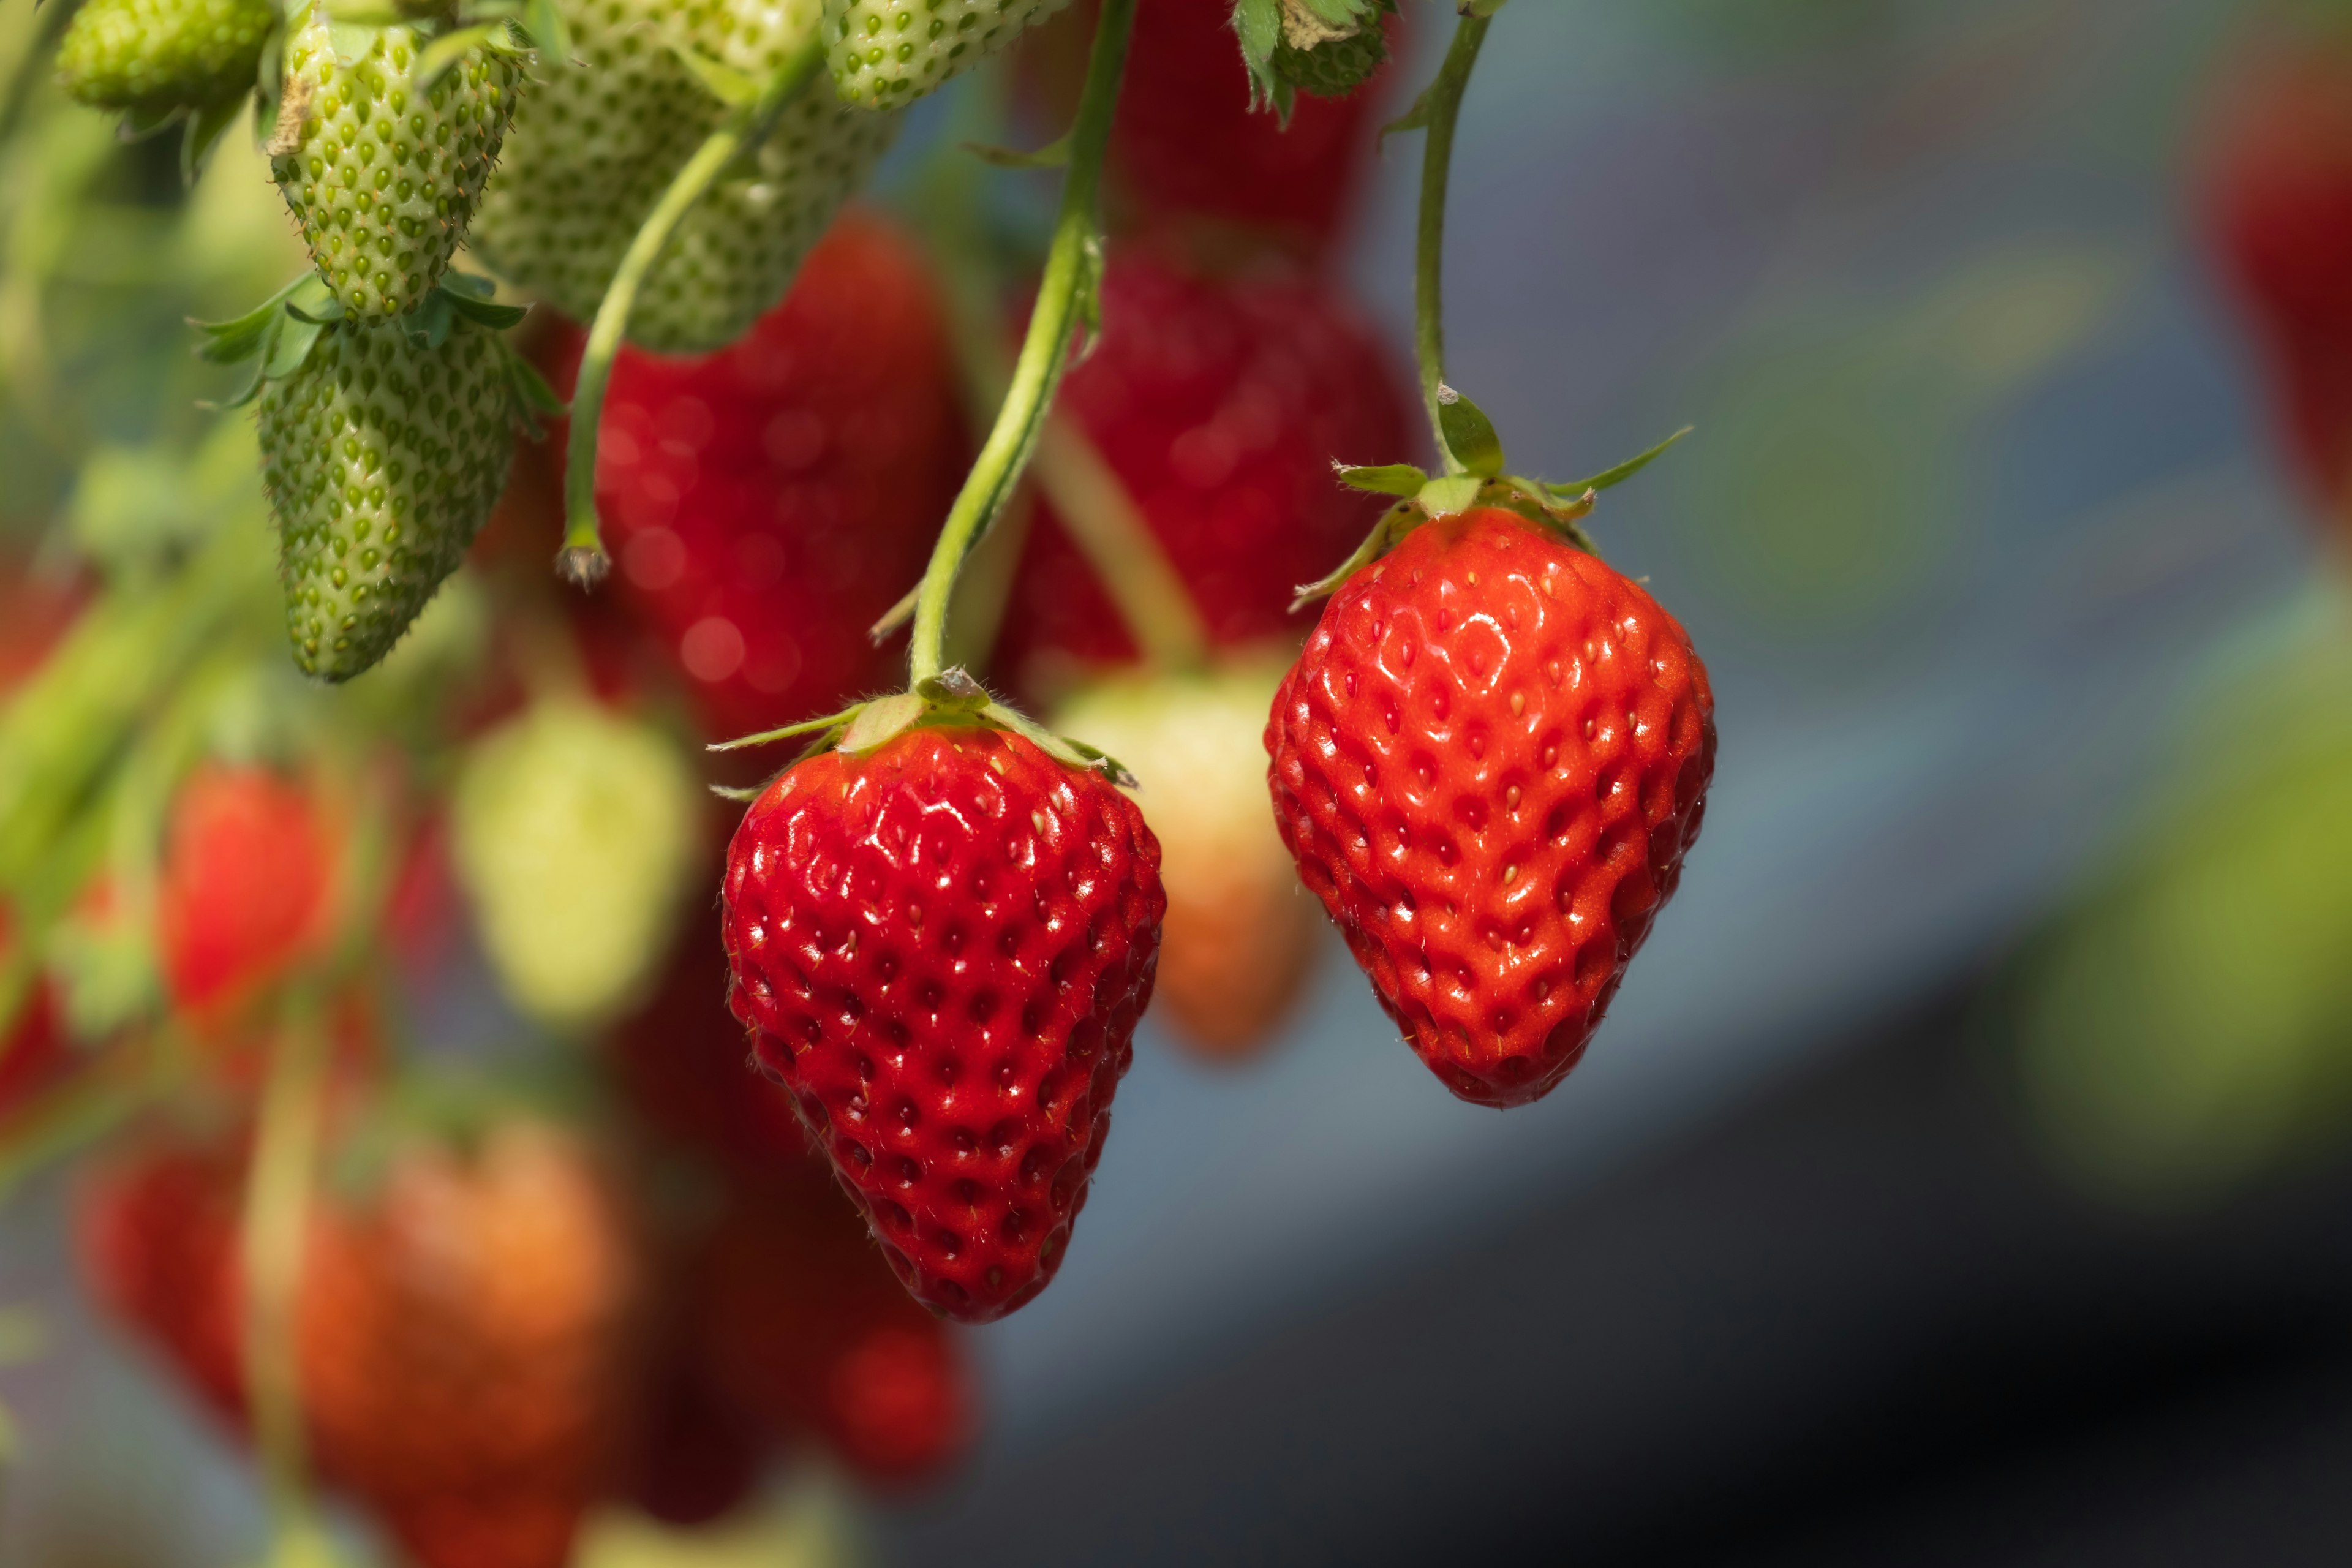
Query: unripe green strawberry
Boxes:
[
  {"xmin": 1272, "ymin": 0, "xmax": 1392, "ymax": 98},
  {"xmin": 451, "ymin": 699, "xmax": 701, "ymax": 1033},
  {"xmin": 258, "ymin": 316, "xmax": 518, "ymax": 681},
  {"xmin": 824, "ymin": 0, "xmax": 1075, "ymax": 110},
  {"xmin": 270, "ymin": 6, "xmax": 525, "ymax": 318},
  {"xmin": 469, "ymin": 0, "xmax": 902, "ymax": 354},
  {"xmin": 54, "ymin": 0, "xmax": 274, "ymax": 115},
  {"xmin": 1231, "ymin": 0, "xmax": 1391, "ymax": 111}
]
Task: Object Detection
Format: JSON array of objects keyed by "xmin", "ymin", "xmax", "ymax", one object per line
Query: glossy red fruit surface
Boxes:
[
  {"xmin": 589, "ymin": 211, "xmax": 967, "ymax": 741},
  {"xmin": 722, "ymin": 726, "xmax": 1165, "ymax": 1322},
  {"xmin": 2202, "ymin": 29, "xmax": 2352, "ymax": 511},
  {"xmin": 700, "ymin": 1175, "xmax": 972, "ymax": 1485},
  {"xmin": 1267, "ymin": 509, "xmax": 1716, "ymax": 1108},
  {"xmin": 992, "ymin": 252, "xmax": 1414, "ymax": 696},
  {"xmin": 158, "ymin": 764, "xmax": 334, "ymax": 1016},
  {"xmin": 1110, "ymin": 0, "xmax": 1400, "ymax": 256}
]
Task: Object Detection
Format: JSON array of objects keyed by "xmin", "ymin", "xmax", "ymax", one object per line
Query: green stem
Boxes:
[
  {"xmin": 908, "ymin": 0, "xmax": 1137, "ymax": 685},
  {"xmin": 239, "ymin": 993, "xmax": 335, "ymax": 1565},
  {"xmin": 1032, "ymin": 418, "xmax": 1208, "ymax": 672},
  {"xmin": 557, "ymin": 37, "xmax": 827, "ymax": 585},
  {"xmin": 1414, "ymin": 12, "xmax": 1492, "ymax": 476}
]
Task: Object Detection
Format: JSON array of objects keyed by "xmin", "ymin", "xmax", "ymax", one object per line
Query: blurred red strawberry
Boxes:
[
  {"xmin": 0, "ymin": 907, "xmax": 68, "ymax": 1123},
  {"xmin": 609, "ymin": 924, "xmax": 812, "ymax": 1187},
  {"xmin": 550, "ymin": 209, "xmax": 966, "ymax": 742},
  {"xmin": 698, "ymin": 1170, "xmax": 973, "ymax": 1487},
  {"xmin": 622, "ymin": 1343, "xmax": 766, "ymax": 1528},
  {"xmin": 1023, "ymin": 0, "xmax": 1403, "ymax": 262},
  {"xmin": 78, "ymin": 1133, "xmax": 251, "ymax": 1423},
  {"xmin": 991, "ymin": 250, "xmax": 1416, "ymax": 699},
  {"xmin": 158, "ymin": 764, "xmax": 336, "ymax": 1018},
  {"xmin": 2202, "ymin": 22, "xmax": 2352, "ymax": 518}
]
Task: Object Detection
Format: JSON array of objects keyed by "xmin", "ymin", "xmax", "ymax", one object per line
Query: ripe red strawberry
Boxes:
[
  {"xmin": 722, "ymin": 725, "xmax": 1165, "ymax": 1321},
  {"xmin": 698, "ymin": 1172, "xmax": 973, "ymax": 1485},
  {"xmin": 1267, "ymin": 508, "xmax": 1716, "ymax": 1108},
  {"xmin": 581, "ymin": 210, "xmax": 967, "ymax": 741},
  {"xmin": 2201, "ymin": 26, "xmax": 2352, "ymax": 515},
  {"xmin": 157, "ymin": 764, "xmax": 336, "ymax": 1019},
  {"xmin": 991, "ymin": 250, "xmax": 1415, "ymax": 699}
]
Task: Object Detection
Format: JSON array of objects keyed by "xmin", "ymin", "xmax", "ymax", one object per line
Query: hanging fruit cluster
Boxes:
[{"xmin": 0, "ymin": 0, "xmax": 1716, "ymax": 1560}]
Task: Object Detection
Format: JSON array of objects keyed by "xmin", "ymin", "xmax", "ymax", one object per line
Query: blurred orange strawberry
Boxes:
[{"xmin": 80, "ymin": 1118, "xmax": 647, "ymax": 1568}]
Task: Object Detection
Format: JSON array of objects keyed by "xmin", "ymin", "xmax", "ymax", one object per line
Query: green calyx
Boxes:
[
  {"xmin": 1231, "ymin": 0, "xmax": 1392, "ymax": 118},
  {"xmin": 1298, "ymin": 384, "xmax": 1692, "ymax": 608},
  {"xmin": 195, "ymin": 269, "xmax": 557, "ymax": 413},
  {"xmin": 707, "ymin": 668, "xmax": 1138, "ymax": 799}
]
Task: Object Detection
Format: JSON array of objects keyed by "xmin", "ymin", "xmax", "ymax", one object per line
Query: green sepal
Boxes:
[
  {"xmin": 1232, "ymin": 0, "xmax": 1284, "ymax": 110},
  {"xmin": 1416, "ymin": 472, "xmax": 1484, "ymax": 518},
  {"xmin": 1435, "ymin": 383, "xmax": 1505, "ymax": 479},
  {"xmin": 417, "ymin": 23, "xmax": 507, "ymax": 89},
  {"xmin": 867, "ymin": 584, "xmax": 918, "ymax": 646},
  {"xmin": 979, "ymin": 701, "xmax": 1137, "ymax": 789},
  {"xmin": 671, "ymin": 43, "xmax": 761, "ymax": 108},
  {"xmin": 1336, "ymin": 461, "xmax": 1428, "ymax": 497},
  {"xmin": 963, "ymin": 133, "xmax": 1071, "ymax": 169},
  {"xmin": 181, "ymin": 95, "xmax": 247, "ymax": 186},
  {"xmin": 838, "ymin": 692, "xmax": 929, "ymax": 754},
  {"xmin": 325, "ymin": 20, "xmax": 387, "ymax": 66},
  {"xmin": 118, "ymin": 103, "xmax": 187, "ymax": 144},
  {"xmin": 1290, "ymin": 501, "xmax": 1419, "ymax": 611},
  {"xmin": 1550, "ymin": 425, "xmax": 1694, "ymax": 496},
  {"xmin": 195, "ymin": 271, "xmax": 339, "ymax": 407},
  {"xmin": 707, "ymin": 702, "xmax": 869, "ymax": 754},
  {"xmin": 502, "ymin": 347, "xmax": 566, "ymax": 431}
]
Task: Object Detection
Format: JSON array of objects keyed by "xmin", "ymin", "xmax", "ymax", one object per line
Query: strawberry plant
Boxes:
[{"xmin": 0, "ymin": 0, "xmax": 1722, "ymax": 1553}]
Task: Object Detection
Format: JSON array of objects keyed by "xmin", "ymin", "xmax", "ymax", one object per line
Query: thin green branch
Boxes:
[
  {"xmin": 1032, "ymin": 417, "xmax": 1207, "ymax": 672},
  {"xmin": 557, "ymin": 37, "xmax": 827, "ymax": 585},
  {"xmin": 1413, "ymin": 12, "xmax": 1493, "ymax": 475},
  {"xmin": 907, "ymin": 0, "xmax": 1137, "ymax": 684}
]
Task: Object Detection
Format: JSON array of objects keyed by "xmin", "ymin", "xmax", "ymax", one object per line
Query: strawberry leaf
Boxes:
[
  {"xmin": 1435, "ymin": 384, "xmax": 1506, "ymax": 479},
  {"xmin": 1336, "ymin": 461, "xmax": 1428, "ymax": 497}
]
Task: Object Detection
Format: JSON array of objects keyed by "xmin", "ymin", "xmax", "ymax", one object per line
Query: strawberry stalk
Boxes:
[
  {"xmin": 907, "ymin": 0, "xmax": 1138, "ymax": 685},
  {"xmin": 1032, "ymin": 417, "xmax": 1210, "ymax": 672},
  {"xmin": 556, "ymin": 36, "xmax": 830, "ymax": 587},
  {"xmin": 1410, "ymin": 7, "xmax": 1495, "ymax": 475},
  {"xmin": 240, "ymin": 993, "xmax": 338, "ymax": 1567}
]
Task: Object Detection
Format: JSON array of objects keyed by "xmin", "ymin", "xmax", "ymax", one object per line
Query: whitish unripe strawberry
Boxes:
[
  {"xmin": 825, "ymin": 0, "xmax": 1075, "ymax": 110},
  {"xmin": 1055, "ymin": 661, "xmax": 1320, "ymax": 1058},
  {"xmin": 258, "ymin": 317, "xmax": 521, "ymax": 682},
  {"xmin": 55, "ymin": 0, "xmax": 274, "ymax": 114},
  {"xmin": 271, "ymin": 6, "xmax": 525, "ymax": 318},
  {"xmin": 469, "ymin": 0, "xmax": 900, "ymax": 354},
  {"xmin": 451, "ymin": 699, "xmax": 701, "ymax": 1033}
]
